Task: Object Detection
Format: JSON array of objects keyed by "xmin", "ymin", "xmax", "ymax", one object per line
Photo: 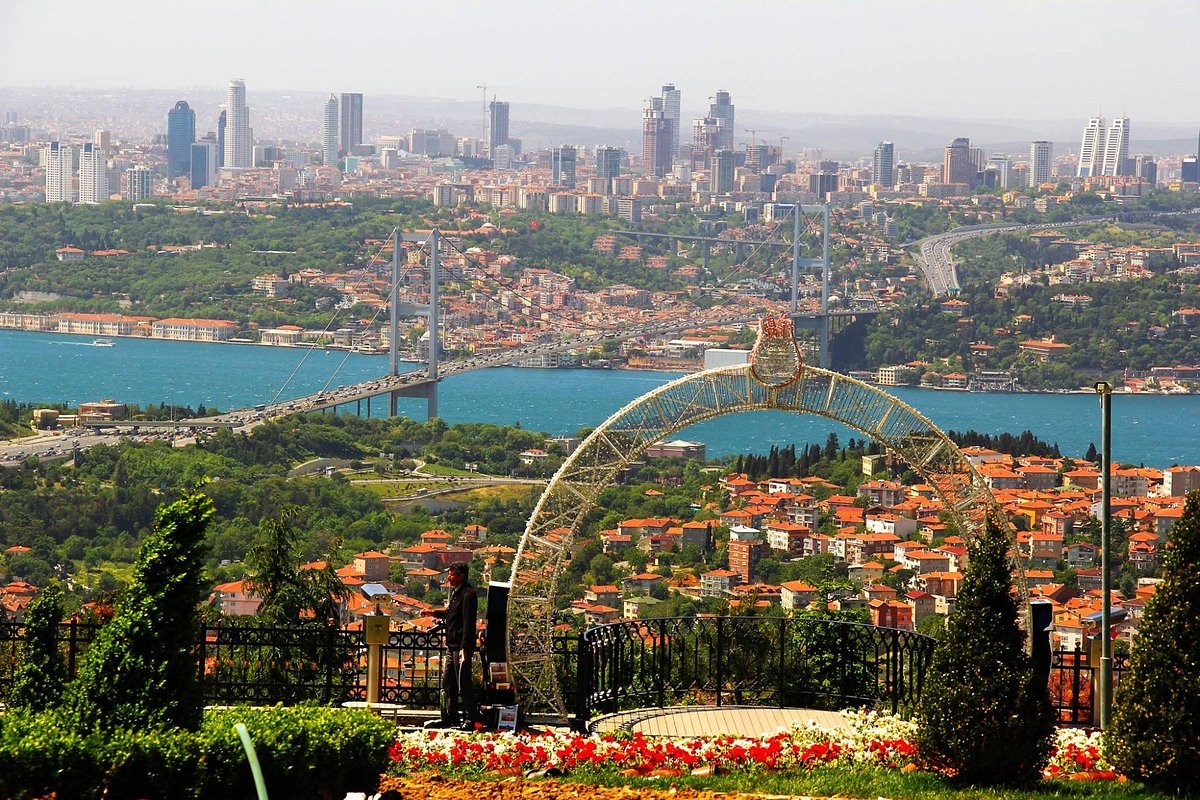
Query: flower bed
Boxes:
[{"xmin": 386, "ymin": 711, "xmax": 1113, "ymax": 782}]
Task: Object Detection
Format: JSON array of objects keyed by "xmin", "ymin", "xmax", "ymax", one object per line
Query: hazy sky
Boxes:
[{"xmin": 3, "ymin": 0, "xmax": 1198, "ymax": 122}]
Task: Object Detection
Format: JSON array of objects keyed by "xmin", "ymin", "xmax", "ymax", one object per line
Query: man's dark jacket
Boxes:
[{"xmin": 439, "ymin": 581, "xmax": 477, "ymax": 652}]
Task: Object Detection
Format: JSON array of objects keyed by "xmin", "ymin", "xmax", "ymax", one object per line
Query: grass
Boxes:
[
  {"xmin": 355, "ymin": 480, "xmax": 439, "ymax": 497},
  {"xmin": 418, "ymin": 463, "xmax": 475, "ymax": 476}
]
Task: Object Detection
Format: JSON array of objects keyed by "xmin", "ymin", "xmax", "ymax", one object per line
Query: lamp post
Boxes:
[{"xmin": 1094, "ymin": 381, "xmax": 1113, "ymax": 728}]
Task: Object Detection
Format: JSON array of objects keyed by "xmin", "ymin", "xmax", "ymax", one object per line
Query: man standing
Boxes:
[{"xmin": 434, "ymin": 561, "xmax": 477, "ymax": 729}]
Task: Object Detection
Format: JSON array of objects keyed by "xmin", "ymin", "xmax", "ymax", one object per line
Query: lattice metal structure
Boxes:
[{"xmin": 507, "ymin": 357, "xmax": 1023, "ymax": 721}]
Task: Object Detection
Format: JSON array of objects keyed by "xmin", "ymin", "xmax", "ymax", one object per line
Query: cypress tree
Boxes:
[
  {"xmin": 65, "ymin": 489, "xmax": 213, "ymax": 731},
  {"xmin": 916, "ymin": 514, "xmax": 1055, "ymax": 786},
  {"xmin": 1108, "ymin": 492, "xmax": 1200, "ymax": 793},
  {"xmin": 8, "ymin": 582, "xmax": 67, "ymax": 711}
]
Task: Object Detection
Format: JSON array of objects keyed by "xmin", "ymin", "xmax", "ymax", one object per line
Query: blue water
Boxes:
[{"xmin": 3, "ymin": 329, "xmax": 1199, "ymax": 466}]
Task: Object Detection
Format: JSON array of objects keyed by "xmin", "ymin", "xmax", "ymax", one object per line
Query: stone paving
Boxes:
[{"xmin": 588, "ymin": 706, "xmax": 848, "ymax": 738}]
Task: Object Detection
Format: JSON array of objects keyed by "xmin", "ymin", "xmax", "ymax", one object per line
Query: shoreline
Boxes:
[{"xmin": 2, "ymin": 327, "xmax": 1195, "ymax": 398}]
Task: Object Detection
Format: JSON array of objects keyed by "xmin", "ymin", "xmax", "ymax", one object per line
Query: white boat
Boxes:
[{"xmin": 92, "ymin": 338, "xmax": 116, "ymax": 347}]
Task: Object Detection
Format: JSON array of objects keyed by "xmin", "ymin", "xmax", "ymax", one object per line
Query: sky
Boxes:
[{"xmin": 2, "ymin": 0, "xmax": 1198, "ymax": 123}]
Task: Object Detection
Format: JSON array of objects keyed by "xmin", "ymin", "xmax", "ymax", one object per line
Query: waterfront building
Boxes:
[
  {"xmin": 151, "ymin": 317, "xmax": 239, "ymax": 342},
  {"xmin": 190, "ymin": 140, "xmax": 216, "ymax": 189},
  {"xmin": 1102, "ymin": 116, "xmax": 1131, "ymax": 176},
  {"xmin": 709, "ymin": 90, "xmax": 735, "ymax": 150},
  {"xmin": 486, "ymin": 99, "xmax": 509, "ymax": 159},
  {"xmin": 872, "ymin": 141, "xmax": 895, "ymax": 188},
  {"xmin": 641, "ymin": 97, "xmax": 674, "ymax": 178},
  {"xmin": 551, "ymin": 145, "xmax": 576, "ymax": 188},
  {"xmin": 339, "ymin": 92, "xmax": 363, "ymax": 156},
  {"xmin": 166, "ymin": 100, "xmax": 195, "ymax": 178},
  {"xmin": 322, "ymin": 94, "xmax": 339, "ymax": 168},
  {"xmin": 660, "ymin": 83, "xmax": 681, "ymax": 155},
  {"xmin": 78, "ymin": 142, "xmax": 107, "ymax": 204},
  {"xmin": 1030, "ymin": 140, "xmax": 1053, "ymax": 187},
  {"xmin": 125, "ymin": 166, "xmax": 153, "ymax": 201},
  {"xmin": 943, "ymin": 137, "xmax": 974, "ymax": 186},
  {"xmin": 224, "ymin": 79, "xmax": 252, "ymax": 169},
  {"xmin": 42, "ymin": 140, "xmax": 73, "ymax": 203},
  {"xmin": 1077, "ymin": 116, "xmax": 1106, "ymax": 177}
]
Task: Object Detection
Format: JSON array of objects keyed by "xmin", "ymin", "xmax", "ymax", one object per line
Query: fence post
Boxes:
[
  {"xmin": 656, "ymin": 618, "xmax": 667, "ymax": 709},
  {"xmin": 715, "ymin": 616, "xmax": 724, "ymax": 708},
  {"xmin": 324, "ymin": 623, "xmax": 337, "ymax": 705},
  {"xmin": 575, "ymin": 631, "xmax": 591, "ymax": 732},
  {"xmin": 67, "ymin": 618, "xmax": 78, "ymax": 678},
  {"xmin": 777, "ymin": 616, "xmax": 786, "ymax": 708}
]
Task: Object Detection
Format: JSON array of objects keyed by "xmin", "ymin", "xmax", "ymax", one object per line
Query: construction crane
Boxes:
[{"xmin": 744, "ymin": 129, "xmax": 757, "ymax": 148}]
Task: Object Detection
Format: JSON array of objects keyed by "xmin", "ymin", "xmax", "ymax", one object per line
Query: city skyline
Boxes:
[{"xmin": 2, "ymin": 0, "xmax": 1198, "ymax": 125}]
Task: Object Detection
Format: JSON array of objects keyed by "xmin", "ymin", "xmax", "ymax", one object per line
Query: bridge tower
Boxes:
[
  {"xmin": 786, "ymin": 203, "xmax": 831, "ymax": 368},
  {"xmin": 389, "ymin": 228, "xmax": 442, "ymax": 419}
]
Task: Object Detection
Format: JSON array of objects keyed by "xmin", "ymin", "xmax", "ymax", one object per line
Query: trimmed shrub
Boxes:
[
  {"xmin": 65, "ymin": 489, "xmax": 213, "ymax": 732},
  {"xmin": 7, "ymin": 581, "xmax": 67, "ymax": 710},
  {"xmin": 916, "ymin": 514, "xmax": 1055, "ymax": 786},
  {"xmin": 1109, "ymin": 491, "xmax": 1200, "ymax": 793},
  {"xmin": 0, "ymin": 705, "xmax": 395, "ymax": 800}
]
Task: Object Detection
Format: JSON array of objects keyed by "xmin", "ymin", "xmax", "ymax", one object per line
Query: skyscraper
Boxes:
[
  {"xmin": 1030, "ymin": 140, "xmax": 1053, "ymax": 187},
  {"xmin": 692, "ymin": 117, "xmax": 720, "ymax": 169},
  {"xmin": 92, "ymin": 129, "xmax": 110, "ymax": 155},
  {"xmin": 986, "ymin": 154, "xmax": 1011, "ymax": 188},
  {"xmin": 339, "ymin": 93, "xmax": 363, "ymax": 156},
  {"xmin": 641, "ymin": 97, "xmax": 674, "ymax": 178},
  {"xmin": 1134, "ymin": 155, "xmax": 1157, "ymax": 185},
  {"xmin": 78, "ymin": 142, "xmax": 108, "ymax": 203},
  {"xmin": 660, "ymin": 84, "xmax": 681, "ymax": 156},
  {"xmin": 322, "ymin": 94, "xmax": 339, "ymax": 167},
  {"xmin": 943, "ymin": 137, "xmax": 974, "ymax": 186},
  {"xmin": 167, "ymin": 100, "xmax": 195, "ymax": 178},
  {"xmin": 552, "ymin": 145, "xmax": 577, "ymax": 188},
  {"xmin": 224, "ymin": 79, "xmax": 252, "ymax": 169},
  {"xmin": 42, "ymin": 141, "xmax": 73, "ymax": 203},
  {"xmin": 216, "ymin": 110, "xmax": 226, "ymax": 169},
  {"xmin": 595, "ymin": 146, "xmax": 622, "ymax": 194},
  {"xmin": 487, "ymin": 100, "xmax": 510, "ymax": 159},
  {"xmin": 190, "ymin": 140, "xmax": 216, "ymax": 189},
  {"xmin": 1101, "ymin": 116, "xmax": 1130, "ymax": 176},
  {"xmin": 125, "ymin": 166, "xmax": 153, "ymax": 201},
  {"xmin": 1077, "ymin": 116, "xmax": 1106, "ymax": 177},
  {"xmin": 709, "ymin": 90, "xmax": 734, "ymax": 149},
  {"xmin": 710, "ymin": 149, "xmax": 735, "ymax": 193},
  {"xmin": 872, "ymin": 141, "xmax": 895, "ymax": 188}
]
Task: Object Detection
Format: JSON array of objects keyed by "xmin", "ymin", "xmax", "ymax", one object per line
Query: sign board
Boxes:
[
  {"xmin": 497, "ymin": 705, "xmax": 519, "ymax": 732},
  {"xmin": 364, "ymin": 614, "xmax": 391, "ymax": 645}
]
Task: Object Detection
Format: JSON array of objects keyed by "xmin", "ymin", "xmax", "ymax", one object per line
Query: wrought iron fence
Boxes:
[
  {"xmin": 576, "ymin": 616, "xmax": 937, "ymax": 727},
  {"xmin": 0, "ymin": 620, "xmax": 579, "ymax": 712},
  {"xmin": 1047, "ymin": 646, "xmax": 1131, "ymax": 725}
]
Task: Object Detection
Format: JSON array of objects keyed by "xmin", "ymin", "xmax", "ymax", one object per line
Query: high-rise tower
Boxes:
[
  {"xmin": 692, "ymin": 117, "xmax": 720, "ymax": 169},
  {"xmin": 660, "ymin": 84, "xmax": 681, "ymax": 156},
  {"xmin": 216, "ymin": 110, "xmax": 226, "ymax": 169},
  {"xmin": 487, "ymin": 100, "xmax": 510, "ymax": 159},
  {"xmin": 224, "ymin": 79, "xmax": 252, "ymax": 169},
  {"xmin": 1077, "ymin": 116, "xmax": 1106, "ymax": 177},
  {"xmin": 710, "ymin": 149, "xmax": 735, "ymax": 193},
  {"xmin": 943, "ymin": 137, "xmax": 973, "ymax": 186},
  {"xmin": 322, "ymin": 94, "xmax": 339, "ymax": 167},
  {"xmin": 552, "ymin": 145, "xmax": 577, "ymax": 188},
  {"xmin": 125, "ymin": 166, "xmax": 153, "ymax": 201},
  {"xmin": 166, "ymin": 100, "xmax": 195, "ymax": 178},
  {"xmin": 42, "ymin": 141, "xmax": 73, "ymax": 203},
  {"xmin": 872, "ymin": 141, "xmax": 895, "ymax": 188},
  {"xmin": 78, "ymin": 142, "xmax": 108, "ymax": 204},
  {"xmin": 641, "ymin": 97, "xmax": 674, "ymax": 178},
  {"xmin": 595, "ymin": 146, "xmax": 622, "ymax": 194},
  {"xmin": 1029, "ymin": 141, "xmax": 1053, "ymax": 187},
  {"xmin": 339, "ymin": 93, "xmax": 363, "ymax": 156},
  {"xmin": 709, "ymin": 90, "xmax": 734, "ymax": 150},
  {"xmin": 1101, "ymin": 116, "xmax": 1130, "ymax": 176}
]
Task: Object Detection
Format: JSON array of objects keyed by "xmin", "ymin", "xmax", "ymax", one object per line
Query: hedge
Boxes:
[{"xmin": 0, "ymin": 705, "xmax": 396, "ymax": 800}]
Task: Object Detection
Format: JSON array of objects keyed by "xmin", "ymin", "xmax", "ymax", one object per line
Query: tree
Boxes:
[
  {"xmin": 245, "ymin": 507, "xmax": 348, "ymax": 626},
  {"xmin": 65, "ymin": 488, "xmax": 214, "ymax": 732},
  {"xmin": 916, "ymin": 514, "xmax": 1054, "ymax": 786},
  {"xmin": 1109, "ymin": 491, "xmax": 1200, "ymax": 793},
  {"xmin": 8, "ymin": 582, "xmax": 67, "ymax": 711}
]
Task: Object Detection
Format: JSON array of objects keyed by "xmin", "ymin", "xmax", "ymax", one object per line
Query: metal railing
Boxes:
[
  {"xmin": 575, "ymin": 616, "xmax": 937, "ymax": 728},
  {"xmin": 1047, "ymin": 646, "xmax": 1130, "ymax": 726}
]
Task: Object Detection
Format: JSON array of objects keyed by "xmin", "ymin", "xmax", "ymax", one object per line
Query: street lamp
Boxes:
[{"xmin": 1093, "ymin": 381, "xmax": 1113, "ymax": 728}]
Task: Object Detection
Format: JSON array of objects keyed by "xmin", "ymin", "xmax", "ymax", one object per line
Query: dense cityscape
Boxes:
[{"xmin": 2, "ymin": 2, "xmax": 1200, "ymax": 795}]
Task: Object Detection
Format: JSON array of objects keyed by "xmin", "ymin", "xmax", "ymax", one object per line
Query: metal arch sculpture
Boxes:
[{"xmin": 506, "ymin": 316, "xmax": 1022, "ymax": 720}]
